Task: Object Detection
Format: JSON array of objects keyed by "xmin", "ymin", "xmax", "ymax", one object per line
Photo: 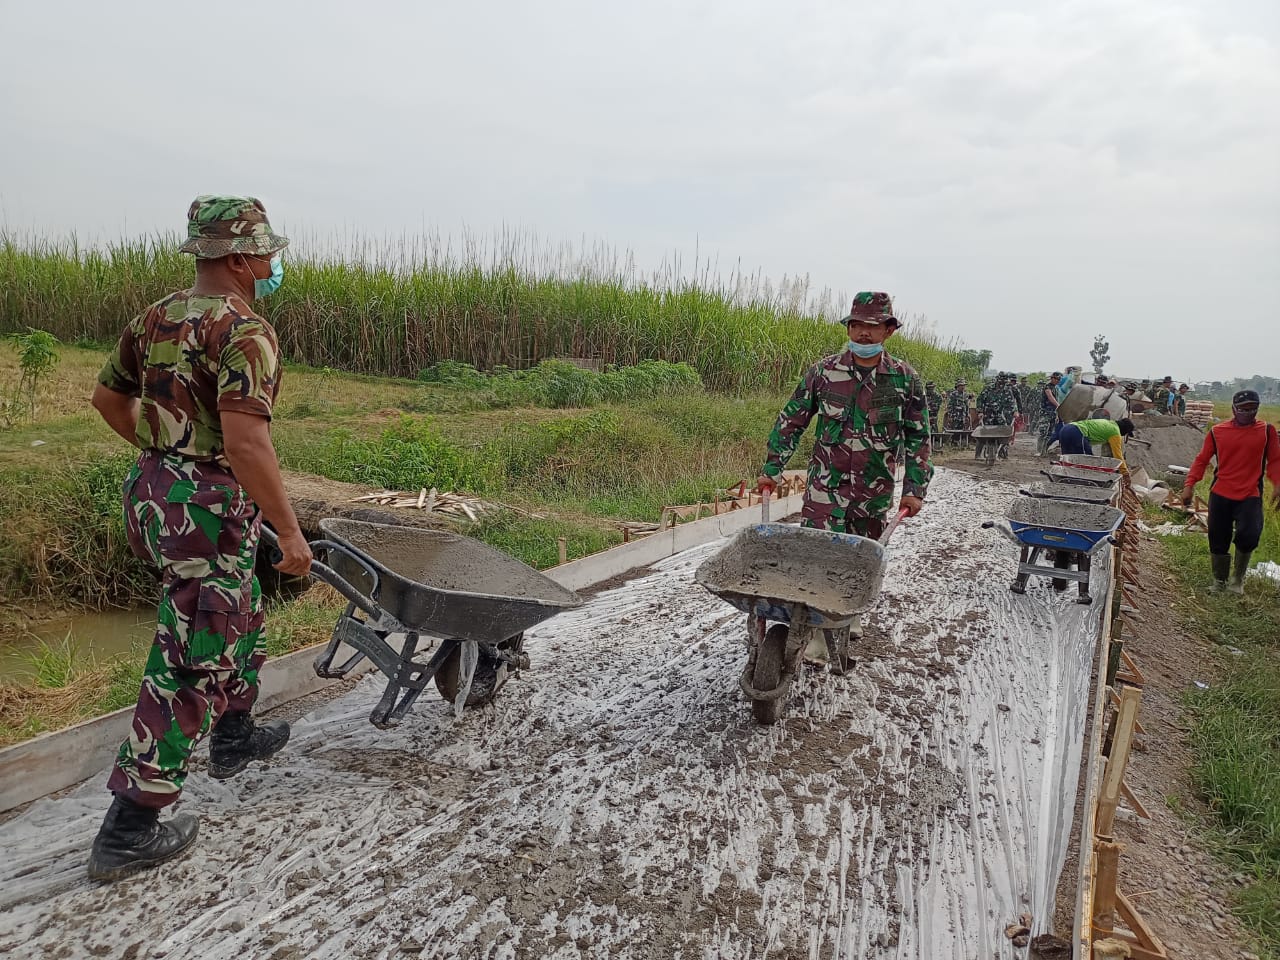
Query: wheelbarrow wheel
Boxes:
[
  {"xmin": 751, "ymin": 624, "xmax": 789, "ymax": 725},
  {"xmin": 435, "ymin": 633, "xmax": 523, "ymax": 708}
]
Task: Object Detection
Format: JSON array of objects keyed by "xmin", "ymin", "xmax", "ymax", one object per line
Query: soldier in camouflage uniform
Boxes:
[
  {"xmin": 755, "ymin": 291, "xmax": 931, "ymax": 541},
  {"xmin": 977, "ymin": 373, "xmax": 1017, "ymax": 426},
  {"xmin": 1037, "ymin": 371, "xmax": 1063, "ymax": 456},
  {"xmin": 1152, "ymin": 376, "xmax": 1175, "ymax": 413},
  {"xmin": 87, "ymin": 196, "xmax": 313, "ymax": 882},
  {"xmin": 943, "ymin": 379, "xmax": 970, "ymax": 442},
  {"xmin": 924, "ymin": 381, "xmax": 942, "ymax": 436}
]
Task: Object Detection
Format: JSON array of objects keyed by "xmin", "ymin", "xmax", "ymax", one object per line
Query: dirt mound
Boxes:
[{"xmin": 1127, "ymin": 417, "xmax": 1207, "ymax": 479}]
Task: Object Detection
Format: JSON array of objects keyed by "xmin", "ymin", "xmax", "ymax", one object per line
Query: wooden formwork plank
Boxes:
[{"xmin": 1074, "ymin": 542, "xmax": 1121, "ymax": 957}]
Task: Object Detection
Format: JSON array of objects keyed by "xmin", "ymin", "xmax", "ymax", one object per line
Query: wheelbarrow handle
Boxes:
[
  {"xmin": 981, "ymin": 519, "xmax": 1022, "ymax": 546},
  {"xmin": 259, "ymin": 526, "xmax": 387, "ymax": 623},
  {"xmin": 880, "ymin": 506, "xmax": 911, "ymax": 545}
]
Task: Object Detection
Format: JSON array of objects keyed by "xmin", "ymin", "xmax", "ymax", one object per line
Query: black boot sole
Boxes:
[
  {"xmin": 208, "ymin": 727, "xmax": 292, "ymax": 781},
  {"xmin": 87, "ymin": 828, "xmax": 199, "ymax": 882}
]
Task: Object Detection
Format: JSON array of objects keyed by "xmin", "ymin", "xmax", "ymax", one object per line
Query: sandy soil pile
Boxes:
[{"xmin": 1126, "ymin": 418, "xmax": 1208, "ymax": 479}]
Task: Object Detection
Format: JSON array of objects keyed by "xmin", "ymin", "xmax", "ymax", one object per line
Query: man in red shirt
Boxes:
[{"xmin": 1181, "ymin": 390, "xmax": 1280, "ymax": 593}]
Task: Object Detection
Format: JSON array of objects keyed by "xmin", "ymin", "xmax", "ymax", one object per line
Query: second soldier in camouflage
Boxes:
[{"xmin": 756, "ymin": 292, "xmax": 932, "ymax": 540}]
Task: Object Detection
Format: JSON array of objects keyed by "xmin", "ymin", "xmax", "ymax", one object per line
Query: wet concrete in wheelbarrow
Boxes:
[{"xmin": 0, "ymin": 468, "xmax": 1107, "ymax": 959}]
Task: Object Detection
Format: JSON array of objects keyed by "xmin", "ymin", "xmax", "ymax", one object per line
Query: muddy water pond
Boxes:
[{"xmin": 0, "ymin": 609, "xmax": 154, "ymax": 682}]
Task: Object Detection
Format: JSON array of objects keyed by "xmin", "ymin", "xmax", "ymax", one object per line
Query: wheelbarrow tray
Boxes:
[
  {"xmin": 1004, "ymin": 499, "xmax": 1124, "ymax": 554},
  {"xmin": 317, "ymin": 518, "xmax": 582, "ymax": 644},
  {"xmin": 1020, "ymin": 481, "xmax": 1116, "ymax": 504},
  {"xmin": 973, "ymin": 424, "xmax": 1014, "ymax": 439},
  {"xmin": 1054, "ymin": 454, "xmax": 1122, "ymax": 473},
  {"xmin": 1042, "ymin": 465, "xmax": 1120, "ymax": 489},
  {"xmin": 695, "ymin": 523, "xmax": 885, "ymax": 627}
]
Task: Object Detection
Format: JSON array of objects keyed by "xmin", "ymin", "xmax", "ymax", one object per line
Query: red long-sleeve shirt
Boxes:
[{"xmin": 1184, "ymin": 419, "xmax": 1280, "ymax": 501}]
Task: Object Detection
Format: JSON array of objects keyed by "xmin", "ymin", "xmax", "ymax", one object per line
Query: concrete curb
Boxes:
[
  {"xmin": 547, "ymin": 492, "xmax": 804, "ymax": 590},
  {"xmin": 0, "ymin": 640, "xmax": 372, "ymax": 814},
  {"xmin": 0, "ymin": 492, "xmax": 803, "ymax": 813}
]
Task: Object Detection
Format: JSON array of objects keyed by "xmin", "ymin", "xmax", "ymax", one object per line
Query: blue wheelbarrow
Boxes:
[
  {"xmin": 983, "ymin": 498, "xmax": 1124, "ymax": 604},
  {"xmin": 695, "ymin": 507, "xmax": 906, "ymax": 724}
]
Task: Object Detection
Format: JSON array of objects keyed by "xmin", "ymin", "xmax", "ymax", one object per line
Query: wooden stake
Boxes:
[
  {"xmin": 1093, "ymin": 840, "xmax": 1121, "ymax": 934},
  {"xmin": 1116, "ymin": 890, "xmax": 1170, "ymax": 958},
  {"xmin": 1120, "ymin": 779, "xmax": 1151, "ymax": 820},
  {"xmin": 557, "ymin": 537, "xmax": 567, "ymax": 565},
  {"xmin": 1097, "ymin": 684, "xmax": 1142, "ymax": 838}
]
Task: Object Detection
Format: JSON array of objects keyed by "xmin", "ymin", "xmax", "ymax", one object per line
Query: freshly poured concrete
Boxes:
[{"xmin": 0, "ymin": 468, "xmax": 1105, "ymax": 958}]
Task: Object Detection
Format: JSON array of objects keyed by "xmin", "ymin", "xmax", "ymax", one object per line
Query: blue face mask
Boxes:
[
  {"xmin": 846, "ymin": 340, "xmax": 884, "ymax": 359},
  {"xmin": 253, "ymin": 254, "xmax": 284, "ymax": 299}
]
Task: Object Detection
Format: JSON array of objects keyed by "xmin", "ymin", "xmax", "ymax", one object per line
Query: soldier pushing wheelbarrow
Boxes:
[{"xmin": 753, "ymin": 291, "xmax": 933, "ymax": 669}]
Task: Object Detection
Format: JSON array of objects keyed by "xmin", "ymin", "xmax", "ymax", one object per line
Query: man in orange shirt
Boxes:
[{"xmin": 1181, "ymin": 390, "xmax": 1280, "ymax": 593}]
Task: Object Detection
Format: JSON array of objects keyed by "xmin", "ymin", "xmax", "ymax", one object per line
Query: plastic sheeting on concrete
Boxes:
[{"xmin": 0, "ymin": 468, "xmax": 1105, "ymax": 959}]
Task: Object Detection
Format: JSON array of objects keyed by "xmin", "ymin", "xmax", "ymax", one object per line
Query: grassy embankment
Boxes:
[
  {"xmin": 0, "ymin": 235, "xmax": 980, "ymax": 744},
  {"xmin": 1160, "ymin": 425, "xmax": 1280, "ymax": 954}
]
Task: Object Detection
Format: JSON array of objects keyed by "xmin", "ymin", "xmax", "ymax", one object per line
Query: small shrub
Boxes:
[
  {"xmin": 318, "ymin": 417, "xmax": 491, "ymax": 492},
  {"xmin": 5, "ymin": 328, "xmax": 60, "ymax": 423},
  {"xmin": 417, "ymin": 360, "xmax": 489, "ymax": 390}
]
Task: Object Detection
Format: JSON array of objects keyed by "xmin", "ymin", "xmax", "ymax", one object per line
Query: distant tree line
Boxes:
[{"xmin": 1197, "ymin": 375, "xmax": 1280, "ymax": 403}]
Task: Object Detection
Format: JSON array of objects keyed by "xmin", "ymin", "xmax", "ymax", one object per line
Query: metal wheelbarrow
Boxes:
[
  {"xmin": 695, "ymin": 508, "xmax": 905, "ymax": 724},
  {"xmin": 973, "ymin": 423, "xmax": 1014, "ymax": 464},
  {"xmin": 1042, "ymin": 464, "xmax": 1120, "ymax": 489},
  {"xmin": 1053, "ymin": 454, "xmax": 1122, "ymax": 474},
  {"xmin": 262, "ymin": 519, "xmax": 582, "ymax": 728},
  {"xmin": 1019, "ymin": 481, "xmax": 1117, "ymax": 505},
  {"xmin": 983, "ymin": 499, "xmax": 1124, "ymax": 604}
]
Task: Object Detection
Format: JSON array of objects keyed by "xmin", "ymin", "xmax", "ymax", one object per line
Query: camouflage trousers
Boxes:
[
  {"xmin": 107, "ymin": 451, "xmax": 265, "ymax": 809},
  {"xmin": 800, "ymin": 470, "xmax": 890, "ymax": 539},
  {"xmin": 1037, "ymin": 415, "xmax": 1059, "ymax": 455}
]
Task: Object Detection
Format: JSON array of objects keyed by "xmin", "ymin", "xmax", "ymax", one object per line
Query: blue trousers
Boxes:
[{"xmin": 1058, "ymin": 424, "xmax": 1094, "ymax": 455}]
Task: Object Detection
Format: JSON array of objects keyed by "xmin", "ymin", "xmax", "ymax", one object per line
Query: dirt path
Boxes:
[
  {"xmin": 1078, "ymin": 535, "xmax": 1261, "ymax": 958},
  {"xmin": 0, "ymin": 469, "xmax": 1108, "ymax": 959}
]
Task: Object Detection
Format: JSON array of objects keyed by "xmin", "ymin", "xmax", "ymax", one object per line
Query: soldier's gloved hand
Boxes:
[
  {"xmin": 755, "ymin": 475, "xmax": 777, "ymax": 496},
  {"xmin": 274, "ymin": 529, "xmax": 314, "ymax": 577},
  {"xmin": 900, "ymin": 495, "xmax": 924, "ymax": 517}
]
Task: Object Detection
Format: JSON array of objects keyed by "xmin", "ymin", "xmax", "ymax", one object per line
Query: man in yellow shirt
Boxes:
[{"xmin": 1059, "ymin": 417, "xmax": 1134, "ymax": 469}]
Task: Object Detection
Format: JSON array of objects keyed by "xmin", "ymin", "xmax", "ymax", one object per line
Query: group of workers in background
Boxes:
[
  {"xmin": 925, "ymin": 365, "xmax": 1140, "ymax": 460},
  {"xmin": 920, "ymin": 367, "xmax": 1275, "ymax": 597}
]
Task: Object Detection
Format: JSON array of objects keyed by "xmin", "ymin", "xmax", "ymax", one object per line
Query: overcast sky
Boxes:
[{"xmin": 2, "ymin": 0, "xmax": 1277, "ymax": 382}]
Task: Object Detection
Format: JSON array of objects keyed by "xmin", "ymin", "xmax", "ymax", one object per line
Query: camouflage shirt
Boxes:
[
  {"xmin": 97, "ymin": 291, "xmax": 281, "ymax": 462},
  {"xmin": 762, "ymin": 349, "xmax": 933, "ymax": 511},
  {"xmin": 925, "ymin": 387, "xmax": 942, "ymax": 417},
  {"xmin": 978, "ymin": 383, "xmax": 1017, "ymax": 425}
]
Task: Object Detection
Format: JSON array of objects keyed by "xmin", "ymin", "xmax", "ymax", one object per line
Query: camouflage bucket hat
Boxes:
[
  {"xmin": 842, "ymin": 291, "xmax": 898, "ymax": 326},
  {"xmin": 178, "ymin": 195, "xmax": 290, "ymax": 259}
]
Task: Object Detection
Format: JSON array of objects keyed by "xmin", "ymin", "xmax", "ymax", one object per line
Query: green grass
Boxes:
[
  {"xmin": 0, "ymin": 452, "xmax": 156, "ymax": 609},
  {"xmin": 1159, "ymin": 494, "xmax": 1280, "ymax": 955},
  {"xmin": 0, "ymin": 590, "xmax": 348, "ymax": 746},
  {"xmin": 28, "ymin": 636, "xmax": 79, "ymax": 689},
  {"xmin": 0, "ymin": 232, "xmax": 984, "ymax": 392}
]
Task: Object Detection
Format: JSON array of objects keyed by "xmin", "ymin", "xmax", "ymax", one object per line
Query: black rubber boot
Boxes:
[
  {"xmin": 1209, "ymin": 553, "xmax": 1231, "ymax": 593},
  {"xmin": 1228, "ymin": 550, "xmax": 1253, "ymax": 596},
  {"xmin": 87, "ymin": 794, "xmax": 198, "ymax": 882},
  {"xmin": 208, "ymin": 710, "xmax": 290, "ymax": 780}
]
